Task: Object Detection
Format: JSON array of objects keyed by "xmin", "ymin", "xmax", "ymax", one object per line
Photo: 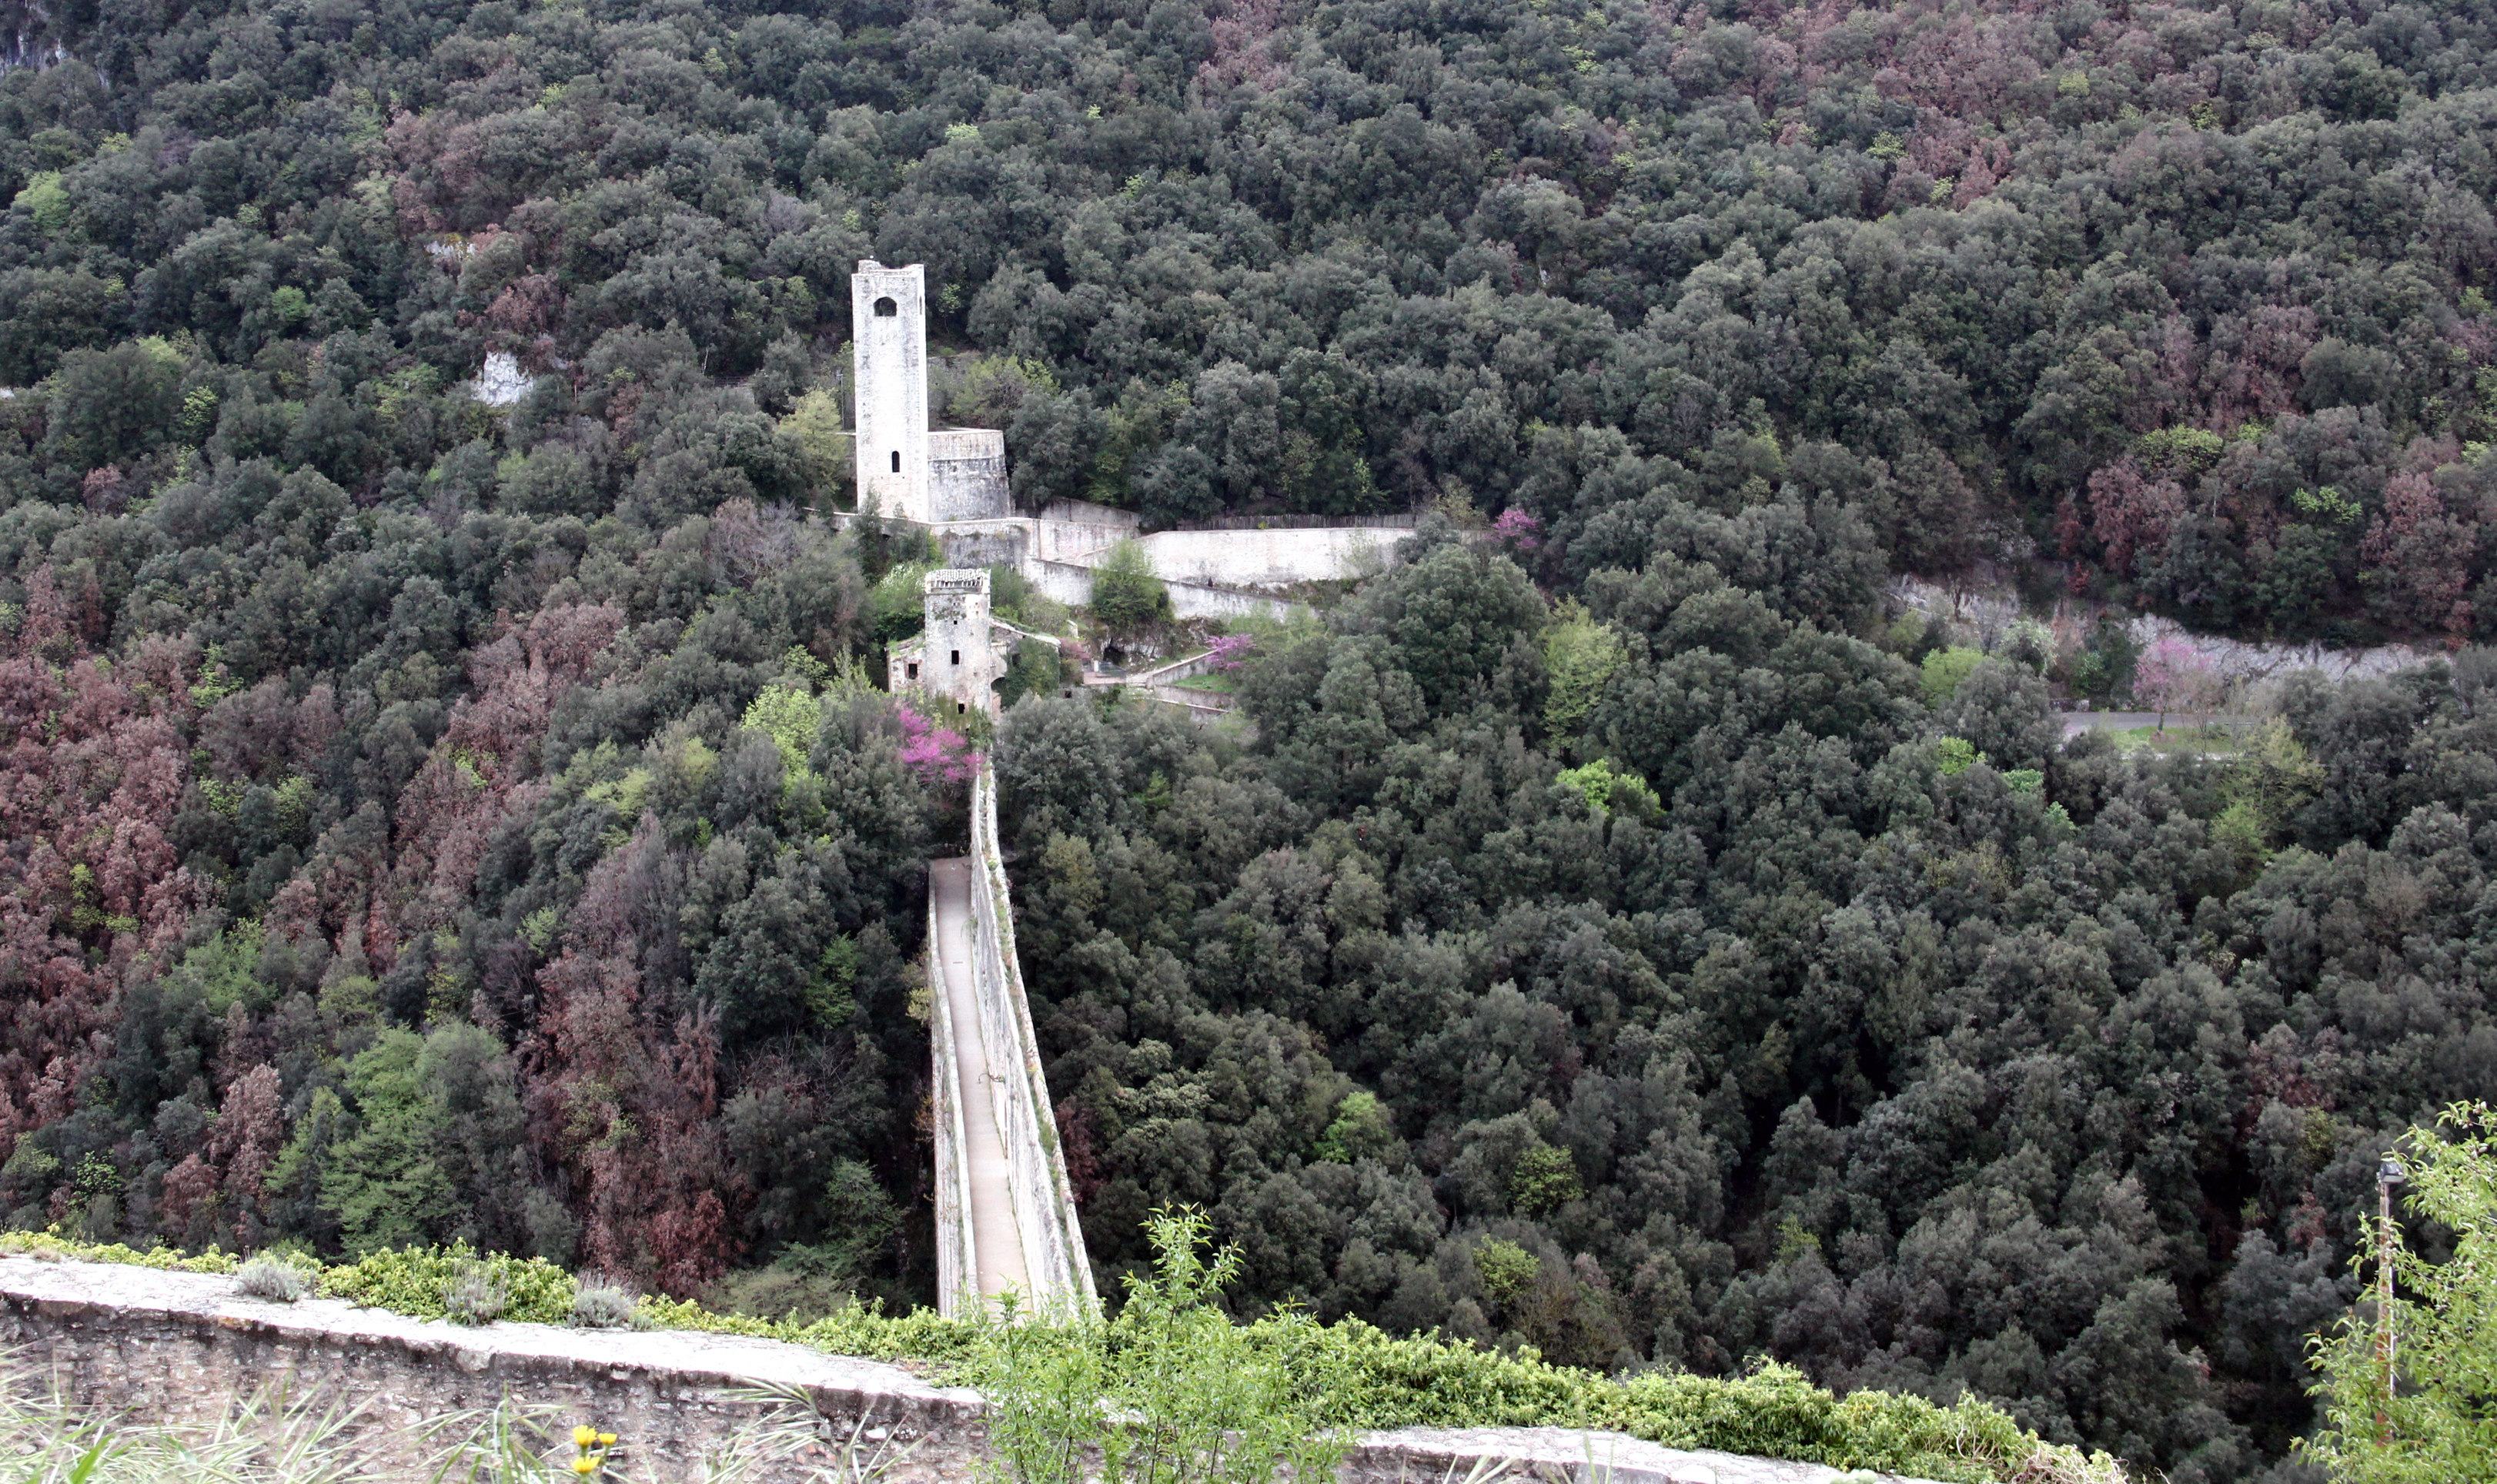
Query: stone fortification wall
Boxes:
[
  {"xmin": 966, "ymin": 765, "xmax": 1097, "ymax": 1309},
  {"xmin": 1136, "ymin": 524, "xmax": 1394, "ymax": 587},
  {"xmin": 1022, "ymin": 500, "xmax": 1406, "ymax": 587},
  {"xmin": 1024, "ymin": 558, "xmax": 1301, "ymax": 622},
  {"xmin": 926, "ymin": 516, "xmax": 1031, "ymax": 570},
  {"xmin": 1036, "ymin": 496, "xmax": 1141, "ymax": 528},
  {"xmin": 927, "ymin": 429, "xmax": 1011, "ymax": 522},
  {"xmin": 0, "ymin": 1256, "xmax": 1924, "ymax": 1484},
  {"xmin": 897, "ymin": 496, "xmax": 1403, "ymax": 613}
]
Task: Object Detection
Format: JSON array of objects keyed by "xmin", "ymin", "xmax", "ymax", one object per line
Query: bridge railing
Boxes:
[{"xmin": 965, "ymin": 763, "xmax": 1098, "ymax": 1312}]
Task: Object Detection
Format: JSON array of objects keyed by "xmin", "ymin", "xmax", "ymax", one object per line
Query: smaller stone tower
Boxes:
[
  {"xmin": 853, "ymin": 261, "xmax": 930, "ymax": 524},
  {"xmin": 914, "ymin": 569, "xmax": 1004, "ymax": 719}
]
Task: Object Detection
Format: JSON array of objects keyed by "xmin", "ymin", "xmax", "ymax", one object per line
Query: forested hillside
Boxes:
[{"xmin": 4, "ymin": 0, "xmax": 2497, "ymax": 1479}]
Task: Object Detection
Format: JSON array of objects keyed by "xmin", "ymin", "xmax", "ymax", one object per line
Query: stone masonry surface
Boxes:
[
  {"xmin": 0, "ymin": 1255, "xmax": 986, "ymax": 1482},
  {"xmin": 0, "ymin": 1257, "xmax": 1940, "ymax": 1484}
]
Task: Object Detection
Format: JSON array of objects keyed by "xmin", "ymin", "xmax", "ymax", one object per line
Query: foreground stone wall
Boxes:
[
  {"xmin": 0, "ymin": 1257, "xmax": 1917, "ymax": 1484},
  {"xmin": 0, "ymin": 1256, "xmax": 986, "ymax": 1482}
]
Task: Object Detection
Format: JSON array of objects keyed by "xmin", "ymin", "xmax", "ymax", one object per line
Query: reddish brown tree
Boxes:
[
  {"xmin": 2086, "ymin": 457, "xmax": 2188, "ymax": 579},
  {"xmin": 523, "ymin": 821, "xmax": 737, "ymax": 1295},
  {"xmin": 2363, "ymin": 471, "xmax": 2479, "ymax": 642},
  {"xmin": 0, "ymin": 574, "xmax": 202, "ymax": 1141}
]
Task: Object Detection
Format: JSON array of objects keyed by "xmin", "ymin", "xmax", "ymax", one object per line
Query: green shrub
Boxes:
[
  {"xmin": 965, "ymin": 1208, "xmax": 1347, "ymax": 1484},
  {"xmin": 1935, "ymin": 736, "xmax": 1984, "ymax": 777},
  {"xmin": 1553, "ymin": 757, "xmax": 1661, "ymax": 818},
  {"xmin": 869, "ymin": 560, "xmax": 934, "ymax": 641},
  {"xmin": 1472, "ymin": 1239, "xmax": 1536, "ymax": 1307},
  {"xmin": 1507, "ymin": 1145, "xmax": 1584, "ymax": 1215},
  {"xmin": 319, "ymin": 1247, "xmax": 575, "ymax": 1325},
  {"xmin": 1253, "ymin": 1319, "xmax": 2118, "ymax": 1483},
  {"xmin": 0, "ymin": 1230, "xmax": 236, "ymax": 1272},
  {"xmin": 1089, "ymin": 540, "xmax": 1171, "ymax": 633},
  {"xmin": 234, "ymin": 1254, "xmax": 308, "ymax": 1303},
  {"xmin": 1313, "ymin": 1090, "xmax": 1397, "ymax": 1165},
  {"xmin": 1920, "ymin": 646, "xmax": 1984, "ymax": 705},
  {"xmin": 570, "ymin": 1277, "xmax": 647, "ymax": 1330},
  {"xmin": 443, "ymin": 1263, "xmax": 510, "ymax": 1326}
]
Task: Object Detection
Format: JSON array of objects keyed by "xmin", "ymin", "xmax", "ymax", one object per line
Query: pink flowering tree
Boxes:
[
  {"xmin": 896, "ymin": 704, "xmax": 977, "ymax": 785},
  {"xmin": 2131, "ymin": 634, "xmax": 2220, "ymax": 731},
  {"xmin": 1205, "ymin": 633, "xmax": 1255, "ymax": 670},
  {"xmin": 1492, "ymin": 507, "xmax": 1540, "ymax": 551}
]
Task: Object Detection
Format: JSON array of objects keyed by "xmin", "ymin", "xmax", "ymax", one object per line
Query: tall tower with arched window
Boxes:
[{"xmin": 852, "ymin": 261, "xmax": 929, "ymax": 523}]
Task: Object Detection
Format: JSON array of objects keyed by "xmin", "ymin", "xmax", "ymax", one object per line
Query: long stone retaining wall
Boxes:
[
  {"xmin": 834, "ymin": 496, "xmax": 1402, "ymax": 622},
  {"xmin": 0, "ymin": 1256, "xmax": 1902, "ymax": 1484},
  {"xmin": 1887, "ymin": 575, "xmax": 2441, "ymax": 690},
  {"xmin": 1025, "ymin": 555, "xmax": 1305, "ymax": 622}
]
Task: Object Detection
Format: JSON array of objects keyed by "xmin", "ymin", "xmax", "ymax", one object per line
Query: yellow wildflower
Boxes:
[{"xmin": 573, "ymin": 1426, "xmax": 597, "ymax": 1449}]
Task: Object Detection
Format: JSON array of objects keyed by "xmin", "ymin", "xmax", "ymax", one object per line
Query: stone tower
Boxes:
[
  {"xmin": 853, "ymin": 261, "xmax": 930, "ymax": 524},
  {"xmin": 919, "ymin": 569, "xmax": 1004, "ymax": 718}
]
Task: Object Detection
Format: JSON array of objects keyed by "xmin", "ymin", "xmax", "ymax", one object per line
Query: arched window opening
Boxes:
[
  {"xmin": 891, "ymin": 450, "xmax": 901, "ymax": 473},
  {"xmin": 874, "ymin": 296, "xmax": 898, "ymax": 317}
]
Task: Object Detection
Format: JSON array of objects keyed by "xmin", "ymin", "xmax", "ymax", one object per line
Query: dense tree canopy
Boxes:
[
  {"xmin": 4, "ymin": 0, "xmax": 2497, "ymax": 1480},
  {"xmin": 5, "ymin": 0, "xmax": 2497, "ymax": 633},
  {"xmin": 1008, "ymin": 532, "xmax": 2497, "ymax": 1484}
]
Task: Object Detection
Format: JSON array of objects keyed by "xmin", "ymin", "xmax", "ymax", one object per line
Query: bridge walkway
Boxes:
[{"xmin": 927, "ymin": 855, "xmax": 1031, "ymax": 1302}]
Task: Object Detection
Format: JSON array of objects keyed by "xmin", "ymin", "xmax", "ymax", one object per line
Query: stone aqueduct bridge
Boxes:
[{"xmin": 926, "ymin": 764, "xmax": 1097, "ymax": 1318}]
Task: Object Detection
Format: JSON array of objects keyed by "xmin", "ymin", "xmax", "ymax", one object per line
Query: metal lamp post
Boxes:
[{"xmin": 2375, "ymin": 1156, "xmax": 2405, "ymax": 1444}]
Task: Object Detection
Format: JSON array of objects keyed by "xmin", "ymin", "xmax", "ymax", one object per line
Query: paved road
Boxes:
[
  {"xmin": 2061, "ymin": 710, "xmax": 2222, "ymax": 737},
  {"xmin": 928, "ymin": 857, "xmax": 1030, "ymax": 1301}
]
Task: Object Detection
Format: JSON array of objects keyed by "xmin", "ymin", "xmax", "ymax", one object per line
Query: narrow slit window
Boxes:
[
  {"xmin": 890, "ymin": 450, "xmax": 901, "ymax": 473},
  {"xmin": 951, "ymin": 650, "xmax": 961, "ymax": 665},
  {"xmin": 874, "ymin": 296, "xmax": 898, "ymax": 317}
]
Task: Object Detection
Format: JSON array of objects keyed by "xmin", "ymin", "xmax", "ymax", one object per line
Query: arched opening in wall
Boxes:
[
  {"xmin": 874, "ymin": 296, "xmax": 898, "ymax": 317},
  {"xmin": 891, "ymin": 450, "xmax": 901, "ymax": 473}
]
